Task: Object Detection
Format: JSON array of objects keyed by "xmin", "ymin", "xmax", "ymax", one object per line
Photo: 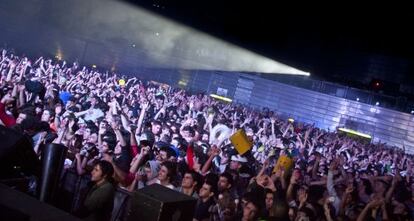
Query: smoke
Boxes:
[{"xmin": 49, "ymin": 0, "xmax": 310, "ymax": 75}]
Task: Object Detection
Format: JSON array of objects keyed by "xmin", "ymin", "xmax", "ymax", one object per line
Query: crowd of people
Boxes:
[{"xmin": 1, "ymin": 48, "xmax": 414, "ymax": 221}]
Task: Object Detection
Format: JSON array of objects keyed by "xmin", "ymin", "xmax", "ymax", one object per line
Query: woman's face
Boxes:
[{"xmin": 158, "ymin": 165, "xmax": 169, "ymax": 182}]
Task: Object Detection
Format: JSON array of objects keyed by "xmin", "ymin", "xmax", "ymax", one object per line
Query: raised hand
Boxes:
[
  {"xmin": 345, "ymin": 184, "xmax": 354, "ymax": 194},
  {"xmin": 298, "ymin": 188, "xmax": 308, "ymax": 205},
  {"xmin": 367, "ymin": 197, "xmax": 384, "ymax": 209},
  {"xmin": 99, "ymin": 126, "xmax": 106, "ymax": 135}
]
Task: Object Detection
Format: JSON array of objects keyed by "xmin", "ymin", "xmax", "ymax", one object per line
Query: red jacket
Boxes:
[{"xmin": 0, "ymin": 102, "xmax": 16, "ymax": 127}]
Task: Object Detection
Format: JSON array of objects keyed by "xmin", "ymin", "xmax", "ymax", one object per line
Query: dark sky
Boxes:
[{"xmin": 125, "ymin": 1, "xmax": 414, "ymax": 85}]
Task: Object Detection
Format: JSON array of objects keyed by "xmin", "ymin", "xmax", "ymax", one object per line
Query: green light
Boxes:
[
  {"xmin": 210, "ymin": 94, "xmax": 232, "ymax": 102},
  {"xmin": 338, "ymin": 128, "xmax": 372, "ymax": 139},
  {"xmin": 178, "ymin": 80, "xmax": 187, "ymax": 86}
]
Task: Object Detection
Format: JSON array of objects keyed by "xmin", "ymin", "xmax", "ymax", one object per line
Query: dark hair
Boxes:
[
  {"xmin": 160, "ymin": 146, "xmax": 177, "ymax": 159},
  {"xmin": 182, "ymin": 126, "xmax": 195, "ymax": 136},
  {"xmin": 220, "ymin": 172, "xmax": 234, "ymax": 187},
  {"xmin": 185, "ymin": 170, "xmax": 203, "ymax": 191},
  {"xmin": 96, "ymin": 160, "xmax": 114, "ymax": 183},
  {"xmin": 204, "ymin": 179, "xmax": 218, "ymax": 197},
  {"xmin": 361, "ymin": 178, "xmax": 373, "ymax": 195},
  {"xmin": 152, "ymin": 120, "xmax": 162, "ymax": 126},
  {"xmin": 161, "ymin": 161, "xmax": 177, "ymax": 183},
  {"xmin": 43, "ymin": 108, "xmax": 55, "ymax": 117}
]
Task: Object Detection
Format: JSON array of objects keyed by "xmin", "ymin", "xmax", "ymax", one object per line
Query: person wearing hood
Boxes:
[{"xmin": 128, "ymin": 160, "xmax": 160, "ymax": 191}]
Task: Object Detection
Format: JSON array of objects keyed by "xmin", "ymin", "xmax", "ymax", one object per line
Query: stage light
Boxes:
[
  {"xmin": 92, "ymin": 64, "xmax": 97, "ymax": 68},
  {"xmin": 375, "ymin": 102, "xmax": 380, "ymax": 106},
  {"xmin": 210, "ymin": 94, "xmax": 232, "ymax": 102},
  {"xmin": 338, "ymin": 128, "xmax": 372, "ymax": 139},
  {"xmin": 178, "ymin": 80, "xmax": 187, "ymax": 86},
  {"xmin": 356, "ymin": 97, "xmax": 360, "ymax": 101}
]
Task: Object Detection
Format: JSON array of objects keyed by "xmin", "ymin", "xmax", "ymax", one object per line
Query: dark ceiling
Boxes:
[{"xmin": 124, "ymin": 0, "xmax": 414, "ymax": 86}]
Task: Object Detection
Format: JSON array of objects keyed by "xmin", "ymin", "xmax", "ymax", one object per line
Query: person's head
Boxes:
[
  {"xmin": 151, "ymin": 120, "xmax": 162, "ymax": 135},
  {"xmin": 213, "ymin": 191, "xmax": 235, "ymax": 219},
  {"xmin": 265, "ymin": 189, "xmax": 274, "ymax": 210},
  {"xmin": 181, "ymin": 170, "xmax": 202, "ymax": 191},
  {"xmin": 138, "ymin": 132, "xmax": 155, "ymax": 148},
  {"xmin": 230, "ymin": 155, "xmax": 247, "ymax": 170},
  {"xmin": 157, "ymin": 146, "xmax": 177, "ymax": 163},
  {"xmin": 90, "ymin": 96, "xmax": 98, "ymax": 107},
  {"xmin": 218, "ymin": 172, "xmax": 233, "ymax": 192},
  {"xmin": 295, "ymin": 206, "xmax": 314, "ymax": 221},
  {"xmin": 182, "ymin": 125, "xmax": 195, "ymax": 137},
  {"xmin": 269, "ymin": 200, "xmax": 289, "ymax": 220},
  {"xmin": 161, "ymin": 125, "xmax": 171, "ymax": 136},
  {"xmin": 199, "ymin": 180, "xmax": 217, "ymax": 200},
  {"xmin": 158, "ymin": 161, "xmax": 177, "ymax": 184},
  {"xmin": 16, "ymin": 112, "xmax": 27, "ymax": 124},
  {"xmin": 41, "ymin": 108, "xmax": 54, "ymax": 123},
  {"xmin": 102, "ymin": 134, "xmax": 116, "ymax": 153},
  {"xmin": 242, "ymin": 201, "xmax": 260, "ymax": 221},
  {"xmin": 91, "ymin": 160, "xmax": 114, "ymax": 184},
  {"xmin": 143, "ymin": 160, "xmax": 160, "ymax": 181}
]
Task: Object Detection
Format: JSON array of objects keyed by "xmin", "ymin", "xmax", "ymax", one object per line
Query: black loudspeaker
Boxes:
[
  {"xmin": 39, "ymin": 143, "xmax": 67, "ymax": 203},
  {"xmin": 127, "ymin": 184, "xmax": 197, "ymax": 221},
  {"xmin": 0, "ymin": 125, "xmax": 41, "ymax": 179},
  {"xmin": 0, "ymin": 183, "xmax": 80, "ymax": 221}
]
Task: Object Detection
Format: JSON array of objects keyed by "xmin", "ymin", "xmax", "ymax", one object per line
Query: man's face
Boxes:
[
  {"xmin": 16, "ymin": 113, "xmax": 27, "ymax": 124},
  {"xmin": 230, "ymin": 161, "xmax": 241, "ymax": 170},
  {"xmin": 157, "ymin": 150, "xmax": 168, "ymax": 163},
  {"xmin": 199, "ymin": 183, "xmax": 212, "ymax": 199},
  {"xmin": 83, "ymin": 128, "xmax": 91, "ymax": 139},
  {"xmin": 181, "ymin": 173, "xmax": 195, "ymax": 189},
  {"xmin": 242, "ymin": 202, "xmax": 258, "ymax": 221},
  {"xmin": 265, "ymin": 193, "xmax": 274, "ymax": 209},
  {"xmin": 182, "ymin": 130, "xmax": 190, "ymax": 138},
  {"xmin": 152, "ymin": 124, "xmax": 161, "ymax": 135},
  {"xmin": 88, "ymin": 133, "xmax": 98, "ymax": 144},
  {"xmin": 102, "ymin": 141, "xmax": 110, "ymax": 153},
  {"xmin": 218, "ymin": 176, "xmax": 231, "ymax": 191}
]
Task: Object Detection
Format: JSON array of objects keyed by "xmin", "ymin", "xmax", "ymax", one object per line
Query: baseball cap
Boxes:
[{"xmin": 231, "ymin": 155, "xmax": 248, "ymax": 163}]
